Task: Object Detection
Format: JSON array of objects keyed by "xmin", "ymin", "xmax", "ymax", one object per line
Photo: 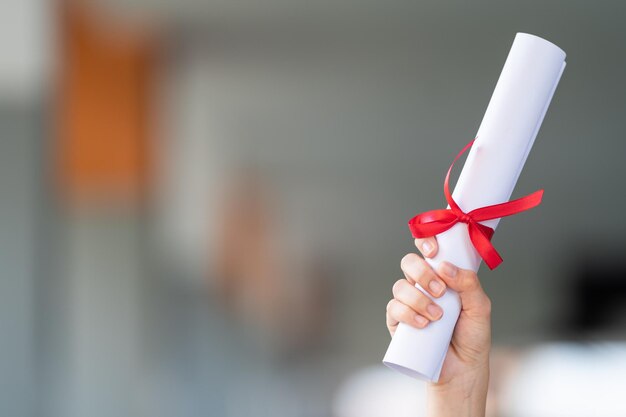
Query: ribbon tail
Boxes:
[
  {"xmin": 470, "ymin": 189, "xmax": 544, "ymax": 222},
  {"xmin": 468, "ymin": 223, "xmax": 502, "ymax": 270},
  {"xmin": 474, "ymin": 222, "xmax": 495, "ymax": 241}
]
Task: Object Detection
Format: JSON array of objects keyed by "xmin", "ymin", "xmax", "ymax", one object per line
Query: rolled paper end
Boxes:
[
  {"xmin": 383, "ymin": 345, "xmax": 445, "ymax": 382},
  {"xmin": 382, "ymin": 361, "xmax": 437, "ymax": 382},
  {"xmin": 516, "ymin": 32, "xmax": 566, "ymax": 60}
]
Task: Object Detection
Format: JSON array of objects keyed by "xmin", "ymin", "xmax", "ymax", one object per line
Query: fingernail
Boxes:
[
  {"xmin": 427, "ymin": 303, "xmax": 443, "ymax": 320},
  {"xmin": 428, "ymin": 280, "xmax": 445, "ymax": 296},
  {"xmin": 441, "ymin": 262, "xmax": 458, "ymax": 278},
  {"xmin": 422, "ymin": 241, "xmax": 433, "ymax": 256},
  {"xmin": 414, "ymin": 315, "xmax": 429, "ymax": 328}
]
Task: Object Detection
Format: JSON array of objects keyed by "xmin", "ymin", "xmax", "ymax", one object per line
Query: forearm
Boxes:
[{"xmin": 426, "ymin": 362, "xmax": 489, "ymax": 417}]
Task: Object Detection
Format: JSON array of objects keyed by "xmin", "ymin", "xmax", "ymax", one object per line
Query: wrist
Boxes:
[{"xmin": 426, "ymin": 361, "xmax": 490, "ymax": 417}]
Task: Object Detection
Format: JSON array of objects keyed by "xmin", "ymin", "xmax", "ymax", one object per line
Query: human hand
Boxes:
[{"xmin": 386, "ymin": 237, "xmax": 491, "ymax": 416}]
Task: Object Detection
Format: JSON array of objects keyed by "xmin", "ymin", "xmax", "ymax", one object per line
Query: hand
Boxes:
[{"xmin": 386, "ymin": 237, "xmax": 491, "ymax": 417}]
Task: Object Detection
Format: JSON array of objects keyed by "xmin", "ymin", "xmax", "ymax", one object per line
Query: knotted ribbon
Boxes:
[{"xmin": 408, "ymin": 139, "xmax": 544, "ymax": 270}]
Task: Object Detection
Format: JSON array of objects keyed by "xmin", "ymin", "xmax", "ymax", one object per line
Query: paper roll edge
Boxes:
[{"xmin": 515, "ymin": 32, "xmax": 567, "ymax": 60}]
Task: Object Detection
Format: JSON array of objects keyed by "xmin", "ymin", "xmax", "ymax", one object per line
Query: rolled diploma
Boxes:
[{"xmin": 383, "ymin": 33, "xmax": 566, "ymax": 381}]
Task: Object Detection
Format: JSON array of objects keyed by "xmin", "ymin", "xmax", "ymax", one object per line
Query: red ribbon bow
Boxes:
[{"xmin": 408, "ymin": 139, "xmax": 544, "ymax": 270}]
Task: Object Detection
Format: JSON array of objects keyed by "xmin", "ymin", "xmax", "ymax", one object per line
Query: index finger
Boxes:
[{"xmin": 415, "ymin": 237, "xmax": 438, "ymax": 258}]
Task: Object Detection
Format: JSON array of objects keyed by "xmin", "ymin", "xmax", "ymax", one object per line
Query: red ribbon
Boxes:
[{"xmin": 408, "ymin": 139, "xmax": 544, "ymax": 270}]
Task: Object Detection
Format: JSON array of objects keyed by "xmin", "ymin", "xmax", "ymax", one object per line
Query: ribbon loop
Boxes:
[{"xmin": 408, "ymin": 139, "xmax": 543, "ymax": 270}]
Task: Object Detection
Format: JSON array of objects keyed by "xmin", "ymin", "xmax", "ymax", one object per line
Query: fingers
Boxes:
[
  {"xmin": 391, "ymin": 278, "xmax": 443, "ymax": 322},
  {"xmin": 387, "ymin": 299, "xmax": 429, "ymax": 330},
  {"xmin": 400, "ymin": 253, "xmax": 446, "ymax": 298},
  {"xmin": 415, "ymin": 237, "xmax": 438, "ymax": 258},
  {"xmin": 436, "ymin": 262, "xmax": 492, "ymax": 319},
  {"xmin": 388, "ymin": 253, "xmax": 446, "ymax": 335}
]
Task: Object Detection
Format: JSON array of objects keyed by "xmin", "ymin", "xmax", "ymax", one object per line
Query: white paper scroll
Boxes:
[{"xmin": 383, "ymin": 33, "xmax": 566, "ymax": 381}]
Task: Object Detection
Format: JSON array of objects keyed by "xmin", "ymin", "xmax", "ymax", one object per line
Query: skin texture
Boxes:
[{"xmin": 386, "ymin": 237, "xmax": 491, "ymax": 417}]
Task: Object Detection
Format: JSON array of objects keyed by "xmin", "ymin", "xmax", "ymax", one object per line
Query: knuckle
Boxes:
[
  {"xmin": 392, "ymin": 279, "xmax": 405, "ymax": 296},
  {"xmin": 413, "ymin": 257, "xmax": 427, "ymax": 275},
  {"xmin": 411, "ymin": 290, "xmax": 430, "ymax": 310},
  {"xmin": 462, "ymin": 272, "xmax": 481, "ymax": 291},
  {"xmin": 389, "ymin": 302, "xmax": 411, "ymax": 324},
  {"xmin": 402, "ymin": 309, "xmax": 415, "ymax": 323},
  {"xmin": 400, "ymin": 253, "xmax": 419, "ymax": 272},
  {"xmin": 414, "ymin": 262, "xmax": 433, "ymax": 284},
  {"xmin": 386, "ymin": 299, "xmax": 395, "ymax": 313}
]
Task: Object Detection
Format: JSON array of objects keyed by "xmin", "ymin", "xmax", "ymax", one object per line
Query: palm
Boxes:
[{"xmin": 437, "ymin": 309, "xmax": 491, "ymax": 384}]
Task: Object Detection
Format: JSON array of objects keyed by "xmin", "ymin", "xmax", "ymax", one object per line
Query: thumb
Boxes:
[{"xmin": 436, "ymin": 261, "xmax": 491, "ymax": 319}]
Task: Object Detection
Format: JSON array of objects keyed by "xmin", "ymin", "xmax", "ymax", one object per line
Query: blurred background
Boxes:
[{"xmin": 1, "ymin": 0, "xmax": 626, "ymax": 416}]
